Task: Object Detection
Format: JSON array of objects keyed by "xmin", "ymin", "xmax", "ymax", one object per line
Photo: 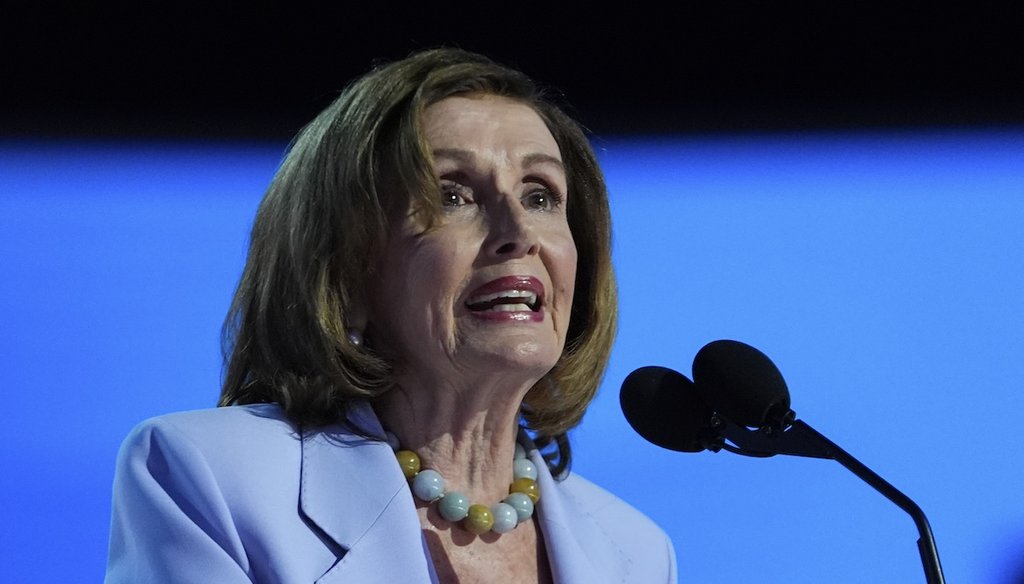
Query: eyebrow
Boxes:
[
  {"xmin": 522, "ymin": 152, "xmax": 565, "ymax": 171},
  {"xmin": 432, "ymin": 148, "xmax": 565, "ymax": 172}
]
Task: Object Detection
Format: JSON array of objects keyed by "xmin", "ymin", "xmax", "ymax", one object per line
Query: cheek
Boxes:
[
  {"xmin": 371, "ymin": 237, "xmax": 431, "ymax": 346},
  {"xmin": 416, "ymin": 238, "xmax": 474, "ymax": 304},
  {"xmin": 551, "ymin": 232, "xmax": 579, "ymax": 309},
  {"xmin": 378, "ymin": 236, "xmax": 473, "ymax": 331}
]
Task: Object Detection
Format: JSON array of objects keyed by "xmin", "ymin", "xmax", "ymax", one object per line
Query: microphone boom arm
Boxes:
[{"xmin": 712, "ymin": 415, "xmax": 945, "ymax": 584}]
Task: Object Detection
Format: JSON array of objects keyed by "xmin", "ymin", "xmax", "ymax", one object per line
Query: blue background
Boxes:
[{"xmin": 2, "ymin": 127, "xmax": 1023, "ymax": 582}]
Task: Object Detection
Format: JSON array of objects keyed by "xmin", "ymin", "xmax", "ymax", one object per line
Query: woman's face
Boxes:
[{"xmin": 369, "ymin": 94, "xmax": 577, "ymax": 385}]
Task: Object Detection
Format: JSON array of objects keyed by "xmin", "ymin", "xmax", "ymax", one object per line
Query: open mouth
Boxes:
[{"xmin": 465, "ymin": 289, "xmax": 540, "ymax": 313}]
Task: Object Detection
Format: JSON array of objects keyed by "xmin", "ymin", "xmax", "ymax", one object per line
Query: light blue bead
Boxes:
[
  {"xmin": 438, "ymin": 491, "xmax": 470, "ymax": 522},
  {"xmin": 411, "ymin": 469, "xmax": 445, "ymax": 502},
  {"xmin": 503, "ymin": 492, "xmax": 534, "ymax": 523},
  {"xmin": 513, "ymin": 458, "xmax": 538, "ymax": 481},
  {"xmin": 514, "ymin": 443, "xmax": 526, "ymax": 460},
  {"xmin": 490, "ymin": 502, "xmax": 519, "ymax": 534}
]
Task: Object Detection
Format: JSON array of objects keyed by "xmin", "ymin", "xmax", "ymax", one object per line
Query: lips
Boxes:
[{"xmin": 465, "ymin": 276, "xmax": 544, "ymax": 314}]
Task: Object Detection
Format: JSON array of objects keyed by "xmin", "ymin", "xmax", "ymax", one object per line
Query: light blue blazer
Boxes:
[{"xmin": 104, "ymin": 402, "xmax": 677, "ymax": 583}]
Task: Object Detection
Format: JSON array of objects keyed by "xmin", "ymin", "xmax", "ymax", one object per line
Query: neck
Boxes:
[{"xmin": 373, "ymin": 373, "xmax": 534, "ymax": 502}]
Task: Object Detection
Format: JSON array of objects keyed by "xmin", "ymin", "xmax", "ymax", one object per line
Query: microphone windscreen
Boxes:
[
  {"xmin": 692, "ymin": 339, "xmax": 791, "ymax": 428},
  {"xmin": 620, "ymin": 366, "xmax": 714, "ymax": 452}
]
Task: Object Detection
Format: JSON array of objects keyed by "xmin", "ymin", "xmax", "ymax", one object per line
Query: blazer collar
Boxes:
[
  {"xmin": 528, "ymin": 436, "xmax": 628, "ymax": 583},
  {"xmin": 300, "ymin": 401, "xmax": 435, "ymax": 583}
]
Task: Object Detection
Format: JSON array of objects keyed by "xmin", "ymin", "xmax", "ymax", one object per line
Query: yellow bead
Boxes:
[
  {"xmin": 509, "ymin": 477, "xmax": 540, "ymax": 503},
  {"xmin": 395, "ymin": 450, "xmax": 420, "ymax": 479},
  {"xmin": 465, "ymin": 504, "xmax": 494, "ymax": 534}
]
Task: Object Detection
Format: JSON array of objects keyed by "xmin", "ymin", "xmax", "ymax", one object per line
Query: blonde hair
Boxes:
[{"xmin": 220, "ymin": 47, "xmax": 617, "ymax": 463}]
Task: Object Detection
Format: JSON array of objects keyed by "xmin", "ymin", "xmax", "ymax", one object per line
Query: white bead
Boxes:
[
  {"xmin": 490, "ymin": 502, "xmax": 519, "ymax": 534},
  {"xmin": 514, "ymin": 443, "xmax": 527, "ymax": 460},
  {"xmin": 412, "ymin": 469, "xmax": 445, "ymax": 502},
  {"xmin": 438, "ymin": 491, "xmax": 470, "ymax": 522},
  {"xmin": 513, "ymin": 458, "xmax": 538, "ymax": 481},
  {"xmin": 503, "ymin": 492, "xmax": 535, "ymax": 523}
]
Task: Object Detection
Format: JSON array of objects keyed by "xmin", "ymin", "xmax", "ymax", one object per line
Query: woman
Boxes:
[{"xmin": 105, "ymin": 47, "xmax": 677, "ymax": 583}]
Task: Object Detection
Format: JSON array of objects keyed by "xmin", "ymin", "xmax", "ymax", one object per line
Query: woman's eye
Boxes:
[
  {"xmin": 440, "ymin": 183, "xmax": 470, "ymax": 207},
  {"xmin": 441, "ymin": 190, "xmax": 460, "ymax": 207},
  {"xmin": 525, "ymin": 188, "xmax": 563, "ymax": 210}
]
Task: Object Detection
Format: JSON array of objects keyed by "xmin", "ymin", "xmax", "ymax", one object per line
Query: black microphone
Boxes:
[
  {"xmin": 692, "ymin": 339, "xmax": 792, "ymax": 429},
  {"xmin": 620, "ymin": 339, "xmax": 946, "ymax": 584},
  {"xmin": 619, "ymin": 366, "xmax": 715, "ymax": 453}
]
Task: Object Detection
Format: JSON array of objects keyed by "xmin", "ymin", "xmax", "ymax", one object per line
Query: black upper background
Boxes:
[{"xmin": 4, "ymin": 3, "xmax": 1023, "ymax": 140}]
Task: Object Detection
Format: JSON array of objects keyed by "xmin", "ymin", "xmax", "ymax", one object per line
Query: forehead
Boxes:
[{"xmin": 422, "ymin": 95, "xmax": 561, "ymax": 161}]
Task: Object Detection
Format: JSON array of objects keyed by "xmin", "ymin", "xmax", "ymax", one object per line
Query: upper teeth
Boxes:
[{"xmin": 468, "ymin": 289, "xmax": 538, "ymax": 307}]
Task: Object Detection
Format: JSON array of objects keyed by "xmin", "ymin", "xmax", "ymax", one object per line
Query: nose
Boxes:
[{"xmin": 485, "ymin": 199, "xmax": 539, "ymax": 259}]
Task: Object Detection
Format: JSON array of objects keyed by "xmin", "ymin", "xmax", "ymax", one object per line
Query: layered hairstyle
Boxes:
[{"xmin": 219, "ymin": 47, "xmax": 617, "ymax": 467}]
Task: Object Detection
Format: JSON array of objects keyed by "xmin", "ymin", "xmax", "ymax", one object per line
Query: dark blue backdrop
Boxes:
[{"xmin": 2, "ymin": 127, "xmax": 1022, "ymax": 582}]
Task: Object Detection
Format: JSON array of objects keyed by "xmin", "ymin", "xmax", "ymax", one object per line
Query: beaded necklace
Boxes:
[{"xmin": 385, "ymin": 431, "xmax": 541, "ymax": 535}]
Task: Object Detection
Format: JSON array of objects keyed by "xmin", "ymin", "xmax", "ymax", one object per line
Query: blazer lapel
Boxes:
[
  {"xmin": 531, "ymin": 449, "xmax": 628, "ymax": 584},
  {"xmin": 300, "ymin": 402, "xmax": 435, "ymax": 584}
]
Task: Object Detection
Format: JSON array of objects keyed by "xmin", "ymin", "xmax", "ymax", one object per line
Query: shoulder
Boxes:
[
  {"xmin": 124, "ymin": 403, "xmax": 296, "ymax": 446},
  {"xmin": 107, "ymin": 405, "xmax": 352, "ymax": 581},
  {"xmin": 120, "ymin": 403, "xmax": 299, "ymax": 457},
  {"xmin": 115, "ymin": 404, "xmax": 303, "ymax": 498}
]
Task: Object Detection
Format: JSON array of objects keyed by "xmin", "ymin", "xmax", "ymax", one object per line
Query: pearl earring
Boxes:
[{"xmin": 346, "ymin": 329, "xmax": 363, "ymax": 347}]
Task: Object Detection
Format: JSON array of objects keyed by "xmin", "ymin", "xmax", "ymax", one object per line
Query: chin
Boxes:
[{"xmin": 467, "ymin": 339, "xmax": 562, "ymax": 379}]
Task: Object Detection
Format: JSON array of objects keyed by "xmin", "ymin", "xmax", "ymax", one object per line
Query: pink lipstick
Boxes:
[{"xmin": 465, "ymin": 276, "xmax": 545, "ymax": 322}]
